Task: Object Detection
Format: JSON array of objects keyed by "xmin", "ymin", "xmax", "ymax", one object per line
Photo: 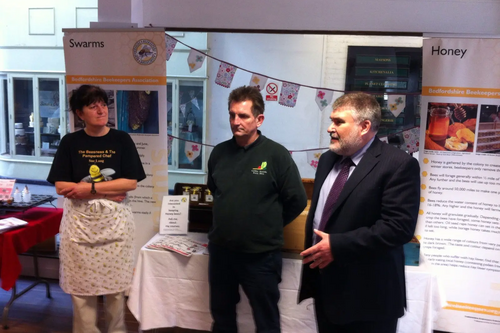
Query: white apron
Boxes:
[{"xmin": 59, "ymin": 197, "xmax": 135, "ymax": 295}]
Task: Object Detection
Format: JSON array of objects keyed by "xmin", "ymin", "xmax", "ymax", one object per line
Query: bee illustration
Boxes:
[
  {"xmin": 81, "ymin": 165, "xmax": 116, "ymax": 183},
  {"xmin": 138, "ymin": 45, "xmax": 153, "ymax": 60}
]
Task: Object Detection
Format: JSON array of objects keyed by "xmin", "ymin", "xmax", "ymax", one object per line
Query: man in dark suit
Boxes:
[{"xmin": 299, "ymin": 92, "xmax": 420, "ymax": 333}]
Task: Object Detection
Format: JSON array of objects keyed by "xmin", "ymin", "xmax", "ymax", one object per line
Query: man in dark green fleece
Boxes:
[{"xmin": 207, "ymin": 86, "xmax": 307, "ymax": 333}]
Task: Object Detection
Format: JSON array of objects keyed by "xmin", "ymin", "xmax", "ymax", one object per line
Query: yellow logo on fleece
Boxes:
[{"xmin": 252, "ymin": 161, "xmax": 267, "ymax": 171}]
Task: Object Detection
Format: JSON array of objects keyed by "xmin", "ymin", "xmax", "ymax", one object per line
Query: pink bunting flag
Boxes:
[
  {"xmin": 306, "ymin": 149, "xmax": 325, "ymax": 170},
  {"xmin": 315, "ymin": 89, "xmax": 334, "ymax": 111},
  {"xmin": 187, "ymin": 50, "xmax": 206, "ymax": 73},
  {"xmin": 185, "ymin": 142, "xmax": 201, "ymax": 162},
  {"xmin": 165, "ymin": 35, "xmax": 177, "ymax": 61},
  {"xmin": 215, "ymin": 62, "xmax": 237, "ymax": 88},
  {"xmin": 402, "ymin": 128, "xmax": 420, "ymax": 153},
  {"xmin": 249, "ymin": 74, "xmax": 268, "ymax": 91},
  {"xmin": 279, "ymin": 82, "xmax": 300, "ymax": 108},
  {"xmin": 167, "ymin": 135, "xmax": 173, "ymax": 157}
]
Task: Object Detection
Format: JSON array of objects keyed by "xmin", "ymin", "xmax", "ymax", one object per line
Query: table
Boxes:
[
  {"xmin": 128, "ymin": 234, "xmax": 446, "ymax": 333},
  {"xmin": 0, "ymin": 207, "xmax": 63, "ymax": 328}
]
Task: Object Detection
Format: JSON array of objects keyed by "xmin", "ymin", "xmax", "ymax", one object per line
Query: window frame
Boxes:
[
  {"xmin": 167, "ymin": 77, "xmax": 207, "ymax": 173},
  {"xmin": 0, "ymin": 76, "xmax": 8, "ymax": 156},
  {"xmin": 4, "ymin": 73, "xmax": 66, "ymax": 162}
]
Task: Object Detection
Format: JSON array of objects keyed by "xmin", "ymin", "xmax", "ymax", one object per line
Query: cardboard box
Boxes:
[
  {"xmin": 282, "ymin": 179, "xmax": 313, "ymax": 253},
  {"xmin": 283, "ymin": 200, "xmax": 310, "ymax": 253}
]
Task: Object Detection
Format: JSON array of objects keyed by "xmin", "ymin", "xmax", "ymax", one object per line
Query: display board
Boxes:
[
  {"xmin": 345, "ymin": 46, "xmax": 422, "ymax": 141},
  {"xmin": 63, "ymin": 28, "xmax": 169, "ymax": 261},
  {"xmin": 418, "ymin": 38, "xmax": 500, "ymax": 333}
]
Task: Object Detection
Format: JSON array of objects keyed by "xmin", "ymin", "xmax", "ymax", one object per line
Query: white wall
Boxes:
[
  {"xmin": 206, "ymin": 33, "xmax": 325, "ymax": 179},
  {"xmin": 205, "ymin": 34, "xmax": 424, "ymax": 180},
  {"xmin": 0, "ymin": 1, "xmax": 97, "ymax": 181},
  {"xmin": 143, "ymin": 0, "xmax": 500, "ymax": 35},
  {"xmin": 0, "ymin": 0, "xmax": 479, "ymax": 181}
]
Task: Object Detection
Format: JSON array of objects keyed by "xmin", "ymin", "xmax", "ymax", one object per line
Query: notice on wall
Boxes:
[
  {"xmin": 159, "ymin": 195, "xmax": 189, "ymax": 235},
  {"xmin": 63, "ymin": 28, "xmax": 169, "ymax": 260},
  {"xmin": 418, "ymin": 38, "xmax": 500, "ymax": 333}
]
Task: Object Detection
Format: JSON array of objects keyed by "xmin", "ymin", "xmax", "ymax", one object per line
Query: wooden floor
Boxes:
[
  {"xmin": 1, "ymin": 277, "xmax": 451, "ymax": 333},
  {"xmin": 0, "ymin": 277, "xmax": 206, "ymax": 333}
]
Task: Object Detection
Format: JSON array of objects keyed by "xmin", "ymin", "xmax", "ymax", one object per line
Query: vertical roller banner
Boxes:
[
  {"xmin": 419, "ymin": 38, "xmax": 500, "ymax": 333},
  {"xmin": 63, "ymin": 28, "xmax": 168, "ymax": 261}
]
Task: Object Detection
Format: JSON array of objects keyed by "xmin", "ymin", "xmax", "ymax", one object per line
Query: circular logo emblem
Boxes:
[{"xmin": 133, "ymin": 39, "xmax": 158, "ymax": 65}]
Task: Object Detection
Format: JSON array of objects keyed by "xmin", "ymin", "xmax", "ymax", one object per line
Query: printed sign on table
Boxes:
[{"xmin": 159, "ymin": 195, "xmax": 189, "ymax": 235}]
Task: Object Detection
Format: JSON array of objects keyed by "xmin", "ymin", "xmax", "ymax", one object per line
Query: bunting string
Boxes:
[
  {"xmin": 164, "ymin": 32, "xmax": 421, "ymax": 169},
  {"xmin": 168, "ymin": 125, "xmax": 420, "ymax": 153},
  {"xmin": 165, "ymin": 33, "xmax": 421, "ymax": 97}
]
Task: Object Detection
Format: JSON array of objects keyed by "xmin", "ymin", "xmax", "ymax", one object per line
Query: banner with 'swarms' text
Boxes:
[
  {"xmin": 63, "ymin": 28, "xmax": 169, "ymax": 261},
  {"xmin": 418, "ymin": 38, "xmax": 500, "ymax": 333}
]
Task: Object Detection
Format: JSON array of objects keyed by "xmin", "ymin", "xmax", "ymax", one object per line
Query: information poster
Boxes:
[
  {"xmin": 419, "ymin": 38, "xmax": 500, "ymax": 333},
  {"xmin": 63, "ymin": 28, "xmax": 169, "ymax": 260}
]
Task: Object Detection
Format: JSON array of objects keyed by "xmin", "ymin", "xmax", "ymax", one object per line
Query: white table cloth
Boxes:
[{"xmin": 128, "ymin": 233, "xmax": 444, "ymax": 332}]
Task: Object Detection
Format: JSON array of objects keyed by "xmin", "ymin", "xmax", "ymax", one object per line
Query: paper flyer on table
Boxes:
[
  {"xmin": 159, "ymin": 195, "xmax": 189, "ymax": 235},
  {"xmin": 0, "ymin": 217, "xmax": 28, "ymax": 233}
]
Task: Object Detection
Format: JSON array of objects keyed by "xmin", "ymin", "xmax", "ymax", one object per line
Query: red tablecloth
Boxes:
[{"xmin": 0, "ymin": 207, "xmax": 63, "ymax": 291}]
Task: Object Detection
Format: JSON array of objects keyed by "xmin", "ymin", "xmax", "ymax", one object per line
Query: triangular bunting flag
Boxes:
[
  {"xmin": 387, "ymin": 95, "xmax": 406, "ymax": 118},
  {"xmin": 306, "ymin": 149, "xmax": 325, "ymax": 170},
  {"xmin": 279, "ymin": 82, "xmax": 300, "ymax": 108},
  {"xmin": 249, "ymin": 74, "xmax": 268, "ymax": 91},
  {"xmin": 180, "ymin": 104, "xmax": 186, "ymax": 118},
  {"xmin": 215, "ymin": 62, "xmax": 237, "ymax": 88},
  {"xmin": 185, "ymin": 141, "xmax": 201, "ymax": 162},
  {"xmin": 191, "ymin": 97, "xmax": 199, "ymax": 110},
  {"xmin": 315, "ymin": 89, "xmax": 334, "ymax": 111},
  {"xmin": 167, "ymin": 135, "xmax": 174, "ymax": 157},
  {"xmin": 402, "ymin": 127, "xmax": 420, "ymax": 153},
  {"xmin": 187, "ymin": 50, "xmax": 206, "ymax": 73},
  {"xmin": 165, "ymin": 35, "xmax": 177, "ymax": 61}
]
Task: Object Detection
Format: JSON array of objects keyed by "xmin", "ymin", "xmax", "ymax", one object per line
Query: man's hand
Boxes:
[{"xmin": 300, "ymin": 229, "xmax": 334, "ymax": 269}]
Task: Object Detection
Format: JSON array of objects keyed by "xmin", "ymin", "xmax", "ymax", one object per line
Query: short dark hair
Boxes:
[
  {"xmin": 332, "ymin": 92, "xmax": 381, "ymax": 132},
  {"xmin": 69, "ymin": 85, "xmax": 108, "ymax": 115},
  {"xmin": 228, "ymin": 86, "xmax": 264, "ymax": 117}
]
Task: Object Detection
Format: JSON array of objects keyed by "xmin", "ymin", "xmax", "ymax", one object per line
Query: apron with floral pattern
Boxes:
[{"xmin": 59, "ymin": 197, "xmax": 135, "ymax": 295}]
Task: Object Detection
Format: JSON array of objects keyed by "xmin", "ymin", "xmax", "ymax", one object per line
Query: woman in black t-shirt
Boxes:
[{"xmin": 47, "ymin": 85, "xmax": 145, "ymax": 333}]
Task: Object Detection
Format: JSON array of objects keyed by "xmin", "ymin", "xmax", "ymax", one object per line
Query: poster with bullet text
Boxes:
[{"xmin": 419, "ymin": 38, "xmax": 500, "ymax": 333}]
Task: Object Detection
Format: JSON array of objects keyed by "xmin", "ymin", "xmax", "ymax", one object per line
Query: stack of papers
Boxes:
[
  {"xmin": 0, "ymin": 217, "xmax": 28, "ymax": 234},
  {"xmin": 146, "ymin": 235, "xmax": 207, "ymax": 256}
]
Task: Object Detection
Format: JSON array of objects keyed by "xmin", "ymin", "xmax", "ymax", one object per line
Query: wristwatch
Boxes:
[{"xmin": 90, "ymin": 182, "xmax": 97, "ymax": 194}]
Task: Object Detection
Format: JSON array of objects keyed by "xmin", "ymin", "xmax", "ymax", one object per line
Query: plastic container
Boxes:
[
  {"xmin": 13, "ymin": 187, "xmax": 22, "ymax": 203},
  {"xmin": 22, "ymin": 186, "xmax": 31, "ymax": 202}
]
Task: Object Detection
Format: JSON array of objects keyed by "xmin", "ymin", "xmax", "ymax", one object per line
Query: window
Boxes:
[
  {"xmin": 0, "ymin": 77, "xmax": 9, "ymax": 155},
  {"xmin": 167, "ymin": 79, "xmax": 206, "ymax": 171},
  {"xmin": 3, "ymin": 74, "xmax": 66, "ymax": 160}
]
